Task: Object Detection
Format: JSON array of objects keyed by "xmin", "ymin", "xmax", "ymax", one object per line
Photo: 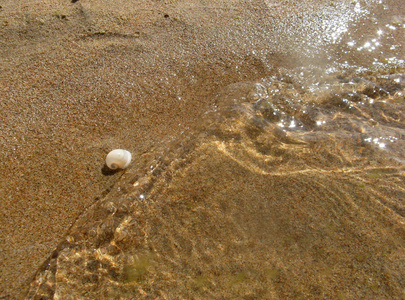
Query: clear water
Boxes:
[{"xmin": 26, "ymin": 1, "xmax": 404, "ymax": 299}]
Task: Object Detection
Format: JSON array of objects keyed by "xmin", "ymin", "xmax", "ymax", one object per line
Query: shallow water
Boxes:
[
  {"xmin": 5, "ymin": 0, "xmax": 403, "ymax": 299},
  {"xmin": 27, "ymin": 62, "xmax": 405, "ymax": 300}
]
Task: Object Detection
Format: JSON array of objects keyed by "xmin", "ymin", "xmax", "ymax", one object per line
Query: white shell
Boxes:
[{"xmin": 105, "ymin": 149, "xmax": 132, "ymax": 170}]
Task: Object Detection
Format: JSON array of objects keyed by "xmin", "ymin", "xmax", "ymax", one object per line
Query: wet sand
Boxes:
[
  {"xmin": 26, "ymin": 74, "xmax": 405, "ymax": 299},
  {"xmin": 0, "ymin": 0, "xmax": 404, "ymax": 299}
]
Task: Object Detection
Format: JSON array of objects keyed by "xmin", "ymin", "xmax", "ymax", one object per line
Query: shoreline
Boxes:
[{"xmin": 0, "ymin": 0, "xmax": 404, "ymax": 298}]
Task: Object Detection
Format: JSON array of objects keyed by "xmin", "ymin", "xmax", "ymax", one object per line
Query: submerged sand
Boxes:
[
  {"xmin": 27, "ymin": 75, "xmax": 405, "ymax": 299},
  {"xmin": 0, "ymin": 0, "xmax": 404, "ymax": 299}
]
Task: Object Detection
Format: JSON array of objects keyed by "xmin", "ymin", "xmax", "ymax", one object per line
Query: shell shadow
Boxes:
[{"xmin": 101, "ymin": 164, "xmax": 119, "ymax": 176}]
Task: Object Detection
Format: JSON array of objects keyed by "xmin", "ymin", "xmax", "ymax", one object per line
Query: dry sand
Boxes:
[{"xmin": 0, "ymin": 0, "xmax": 404, "ymax": 299}]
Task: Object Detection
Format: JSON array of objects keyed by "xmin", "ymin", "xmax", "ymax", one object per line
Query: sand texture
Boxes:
[
  {"xmin": 0, "ymin": 0, "xmax": 404, "ymax": 299},
  {"xmin": 28, "ymin": 76, "xmax": 405, "ymax": 299}
]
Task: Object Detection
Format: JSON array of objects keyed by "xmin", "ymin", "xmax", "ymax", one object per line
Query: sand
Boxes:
[{"xmin": 0, "ymin": 0, "xmax": 404, "ymax": 299}]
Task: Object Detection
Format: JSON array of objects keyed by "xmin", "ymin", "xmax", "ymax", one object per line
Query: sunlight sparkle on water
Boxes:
[
  {"xmin": 364, "ymin": 135, "xmax": 400, "ymax": 149},
  {"xmin": 289, "ymin": 120, "xmax": 296, "ymax": 128}
]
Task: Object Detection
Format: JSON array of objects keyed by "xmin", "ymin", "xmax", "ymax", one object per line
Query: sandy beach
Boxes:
[{"xmin": 0, "ymin": 0, "xmax": 404, "ymax": 299}]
